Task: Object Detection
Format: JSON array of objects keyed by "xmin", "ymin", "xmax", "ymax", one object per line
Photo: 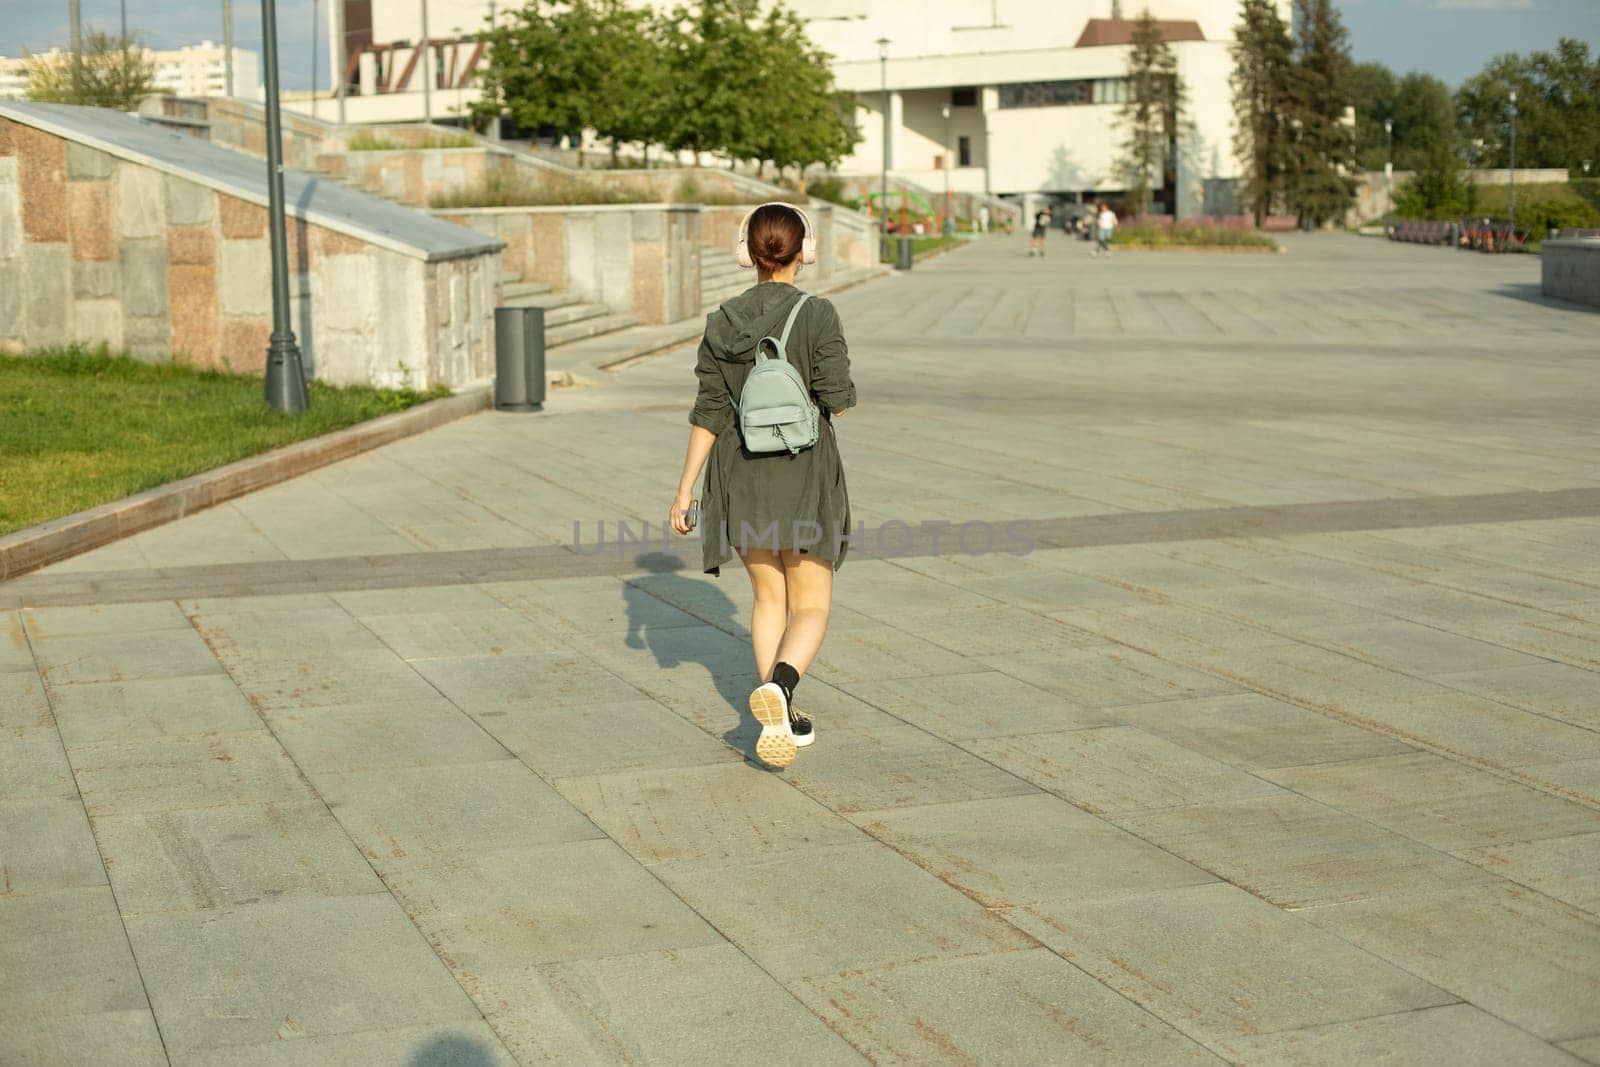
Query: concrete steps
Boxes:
[
  {"xmin": 544, "ymin": 262, "xmax": 889, "ymax": 378},
  {"xmin": 699, "ymin": 246, "xmax": 753, "ymax": 310},
  {"xmin": 500, "ymin": 280, "xmax": 552, "ymax": 302},
  {"xmin": 500, "ymin": 282, "xmax": 638, "ymax": 348},
  {"xmin": 544, "ymin": 310, "xmax": 640, "ymax": 348}
]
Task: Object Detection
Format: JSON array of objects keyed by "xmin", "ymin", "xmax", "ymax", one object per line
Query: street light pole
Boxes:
[
  {"xmin": 335, "ymin": 0, "xmax": 346, "ymax": 124},
  {"xmin": 310, "ymin": 0, "xmax": 319, "ymax": 120},
  {"xmin": 877, "ymin": 37, "xmax": 890, "ymax": 257},
  {"xmin": 1507, "ymin": 89, "xmax": 1517, "ymax": 236},
  {"xmin": 69, "ymin": 0, "xmax": 83, "ymax": 91},
  {"xmin": 223, "ymin": 0, "xmax": 234, "ymax": 97},
  {"xmin": 941, "ymin": 103, "xmax": 952, "ymax": 234},
  {"xmin": 1383, "ymin": 117, "xmax": 1393, "ymax": 213},
  {"xmin": 420, "ymin": 0, "xmax": 432, "ymax": 126},
  {"xmin": 260, "ymin": 0, "xmax": 310, "ymax": 414}
]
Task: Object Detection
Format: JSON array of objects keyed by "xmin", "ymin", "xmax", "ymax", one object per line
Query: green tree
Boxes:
[
  {"xmin": 1348, "ymin": 65, "xmax": 1456, "ymax": 173},
  {"xmin": 1230, "ymin": 0, "xmax": 1295, "ymax": 225},
  {"xmin": 1392, "ymin": 140, "xmax": 1469, "ymax": 219},
  {"xmin": 1286, "ymin": 0, "xmax": 1357, "ymax": 227},
  {"xmin": 1390, "ymin": 73, "xmax": 1457, "ymax": 171},
  {"xmin": 1351, "ymin": 61, "xmax": 1397, "ymax": 171},
  {"xmin": 1117, "ymin": 9, "xmax": 1185, "ymax": 215},
  {"xmin": 741, "ymin": 4, "xmax": 859, "ymax": 186},
  {"xmin": 25, "ymin": 30, "xmax": 156, "ymax": 109},
  {"xmin": 1457, "ymin": 38, "xmax": 1600, "ymax": 170},
  {"xmin": 659, "ymin": 0, "xmax": 761, "ymax": 166},
  {"xmin": 473, "ymin": 2, "xmax": 592, "ymax": 149},
  {"xmin": 477, "ymin": 0, "xmax": 856, "ymax": 177},
  {"xmin": 583, "ymin": 0, "xmax": 670, "ymax": 164},
  {"xmin": 473, "ymin": 0, "xmax": 668, "ymax": 164}
]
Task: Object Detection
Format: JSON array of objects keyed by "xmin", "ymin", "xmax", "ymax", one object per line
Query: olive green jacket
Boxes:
[{"xmin": 689, "ymin": 282, "xmax": 856, "ymax": 574}]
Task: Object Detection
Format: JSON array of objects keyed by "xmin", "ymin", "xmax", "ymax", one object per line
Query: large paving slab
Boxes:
[{"xmin": 3, "ymin": 232, "xmax": 1598, "ymax": 1059}]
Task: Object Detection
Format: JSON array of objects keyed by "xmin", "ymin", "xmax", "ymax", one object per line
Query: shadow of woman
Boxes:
[
  {"xmin": 407, "ymin": 1032, "xmax": 498, "ymax": 1066},
  {"xmin": 624, "ymin": 552, "xmax": 763, "ymax": 759}
]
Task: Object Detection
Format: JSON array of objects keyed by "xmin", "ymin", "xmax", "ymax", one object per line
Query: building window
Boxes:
[
  {"xmin": 958, "ymin": 135, "xmax": 972, "ymax": 167},
  {"xmin": 1093, "ymin": 78, "xmax": 1128, "ymax": 104},
  {"xmin": 997, "ymin": 78, "xmax": 1127, "ymax": 109},
  {"xmin": 951, "ymin": 86, "xmax": 978, "ymax": 107}
]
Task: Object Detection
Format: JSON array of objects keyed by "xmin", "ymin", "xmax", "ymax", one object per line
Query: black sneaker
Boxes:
[{"xmin": 790, "ymin": 705, "xmax": 815, "ymax": 749}]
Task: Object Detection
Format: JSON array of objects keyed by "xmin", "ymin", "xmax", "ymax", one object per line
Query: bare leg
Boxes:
[
  {"xmin": 771, "ymin": 550, "xmax": 834, "ymax": 677},
  {"xmin": 739, "ymin": 547, "xmax": 787, "ymax": 681}
]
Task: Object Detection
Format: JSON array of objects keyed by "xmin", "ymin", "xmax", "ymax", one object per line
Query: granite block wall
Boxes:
[
  {"xmin": 434, "ymin": 204, "xmax": 700, "ymax": 325},
  {"xmin": 0, "ymin": 116, "xmax": 496, "ymax": 390},
  {"xmin": 1541, "ymin": 239, "xmax": 1600, "ymax": 309}
]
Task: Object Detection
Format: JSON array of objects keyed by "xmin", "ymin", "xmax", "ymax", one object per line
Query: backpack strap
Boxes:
[
  {"xmin": 757, "ymin": 292, "xmax": 811, "ymax": 361},
  {"xmin": 777, "ymin": 293, "xmax": 811, "ymax": 355}
]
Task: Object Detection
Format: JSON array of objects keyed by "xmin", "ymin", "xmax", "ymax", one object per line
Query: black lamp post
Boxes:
[
  {"xmin": 261, "ymin": 0, "xmax": 310, "ymax": 414},
  {"xmin": 941, "ymin": 103, "xmax": 953, "ymax": 234},
  {"xmin": 1507, "ymin": 88, "xmax": 1517, "ymax": 235},
  {"xmin": 877, "ymin": 37, "xmax": 890, "ymax": 257},
  {"xmin": 1383, "ymin": 117, "xmax": 1393, "ymax": 212}
]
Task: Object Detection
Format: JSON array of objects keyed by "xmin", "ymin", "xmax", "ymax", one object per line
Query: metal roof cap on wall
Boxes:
[{"xmin": 0, "ymin": 99, "xmax": 504, "ymax": 263}]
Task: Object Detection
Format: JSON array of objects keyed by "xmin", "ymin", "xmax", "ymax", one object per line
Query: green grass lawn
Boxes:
[
  {"xmin": 0, "ymin": 346, "xmax": 448, "ymax": 537},
  {"xmin": 880, "ymin": 234, "xmax": 966, "ymax": 263},
  {"xmin": 1114, "ymin": 221, "xmax": 1279, "ymax": 249}
]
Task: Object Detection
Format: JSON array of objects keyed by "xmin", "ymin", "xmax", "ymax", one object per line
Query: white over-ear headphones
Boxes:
[{"xmin": 734, "ymin": 201, "xmax": 818, "ymax": 269}]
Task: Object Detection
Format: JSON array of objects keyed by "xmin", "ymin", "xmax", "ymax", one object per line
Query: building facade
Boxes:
[
  {"xmin": 809, "ymin": 0, "xmax": 1279, "ymax": 215},
  {"xmin": 318, "ymin": 0, "xmax": 493, "ymax": 124},
  {"xmin": 0, "ymin": 43, "xmax": 260, "ymax": 101},
  {"xmin": 312, "ymin": 0, "xmax": 1264, "ymax": 214}
]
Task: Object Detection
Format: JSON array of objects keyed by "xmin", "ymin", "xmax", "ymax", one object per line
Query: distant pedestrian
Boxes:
[
  {"xmin": 669, "ymin": 202, "xmax": 856, "ymax": 770},
  {"xmin": 978, "ymin": 204, "xmax": 991, "ymax": 233},
  {"xmin": 1029, "ymin": 207, "xmax": 1051, "ymax": 257},
  {"xmin": 1093, "ymin": 202, "xmax": 1117, "ymax": 257}
]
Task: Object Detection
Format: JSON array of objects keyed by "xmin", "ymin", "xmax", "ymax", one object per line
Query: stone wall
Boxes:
[
  {"xmin": 435, "ymin": 204, "xmax": 701, "ymax": 325},
  {"xmin": 1541, "ymin": 238, "xmax": 1600, "ymax": 309},
  {"xmin": 320, "ymin": 147, "xmax": 498, "ymax": 208},
  {"xmin": 143, "ymin": 96, "xmax": 341, "ymax": 172},
  {"xmin": 0, "ymin": 115, "xmax": 497, "ymax": 390},
  {"xmin": 699, "ymin": 203, "xmax": 876, "ymax": 277}
]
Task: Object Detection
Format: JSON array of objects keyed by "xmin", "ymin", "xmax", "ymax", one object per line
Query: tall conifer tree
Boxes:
[
  {"xmin": 1287, "ymin": 0, "xmax": 1357, "ymax": 226},
  {"xmin": 1230, "ymin": 0, "xmax": 1294, "ymax": 225}
]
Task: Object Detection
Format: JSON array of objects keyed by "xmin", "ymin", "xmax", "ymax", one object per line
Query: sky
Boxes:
[{"xmin": 1, "ymin": 0, "xmax": 1597, "ymax": 92}]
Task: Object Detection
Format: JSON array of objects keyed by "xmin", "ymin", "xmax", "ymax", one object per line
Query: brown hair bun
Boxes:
[{"xmin": 747, "ymin": 204, "xmax": 805, "ymax": 274}]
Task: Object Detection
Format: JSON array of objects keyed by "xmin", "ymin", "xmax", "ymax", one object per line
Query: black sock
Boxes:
[{"xmin": 771, "ymin": 661, "xmax": 800, "ymax": 703}]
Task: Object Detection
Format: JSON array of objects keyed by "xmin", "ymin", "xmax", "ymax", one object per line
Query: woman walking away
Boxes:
[
  {"xmin": 1029, "ymin": 206, "xmax": 1051, "ymax": 256},
  {"xmin": 668, "ymin": 203, "xmax": 856, "ymax": 769}
]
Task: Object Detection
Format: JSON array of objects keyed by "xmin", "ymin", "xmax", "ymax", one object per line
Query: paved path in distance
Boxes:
[{"xmin": 4, "ymin": 233, "xmax": 1599, "ymax": 1064}]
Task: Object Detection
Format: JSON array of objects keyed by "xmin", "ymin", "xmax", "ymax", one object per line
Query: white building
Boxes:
[
  {"xmin": 314, "ymin": 0, "xmax": 1262, "ymax": 213},
  {"xmin": 0, "ymin": 42, "xmax": 259, "ymax": 101},
  {"xmin": 150, "ymin": 41, "xmax": 260, "ymax": 99},
  {"xmin": 313, "ymin": 0, "xmax": 493, "ymax": 124},
  {"xmin": 810, "ymin": 0, "xmax": 1277, "ymax": 215}
]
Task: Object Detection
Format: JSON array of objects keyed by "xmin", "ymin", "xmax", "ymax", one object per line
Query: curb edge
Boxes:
[{"xmin": 0, "ymin": 386, "xmax": 492, "ymax": 584}]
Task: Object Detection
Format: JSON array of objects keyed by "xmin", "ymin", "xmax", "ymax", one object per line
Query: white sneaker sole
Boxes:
[{"xmin": 750, "ymin": 685, "xmax": 797, "ymax": 769}]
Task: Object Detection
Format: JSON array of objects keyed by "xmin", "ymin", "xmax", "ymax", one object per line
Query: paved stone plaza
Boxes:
[{"xmin": 3, "ymin": 232, "xmax": 1599, "ymax": 1063}]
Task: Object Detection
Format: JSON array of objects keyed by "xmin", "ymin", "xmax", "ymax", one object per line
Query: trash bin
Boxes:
[
  {"xmin": 894, "ymin": 235, "xmax": 915, "ymax": 271},
  {"xmin": 494, "ymin": 306, "xmax": 545, "ymax": 412}
]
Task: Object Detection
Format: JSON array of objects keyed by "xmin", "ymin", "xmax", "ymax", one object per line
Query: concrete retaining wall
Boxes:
[
  {"xmin": 435, "ymin": 204, "xmax": 701, "ymax": 325},
  {"xmin": 1541, "ymin": 238, "xmax": 1600, "ymax": 308},
  {"xmin": 0, "ymin": 112, "xmax": 498, "ymax": 390},
  {"xmin": 321, "ymin": 146, "xmax": 500, "ymax": 207},
  {"xmin": 142, "ymin": 96, "xmax": 342, "ymax": 172},
  {"xmin": 699, "ymin": 203, "xmax": 876, "ymax": 277}
]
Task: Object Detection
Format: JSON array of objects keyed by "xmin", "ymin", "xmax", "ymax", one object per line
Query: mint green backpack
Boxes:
[{"xmin": 734, "ymin": 294, "xmax": 818, "ymax": 455}]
